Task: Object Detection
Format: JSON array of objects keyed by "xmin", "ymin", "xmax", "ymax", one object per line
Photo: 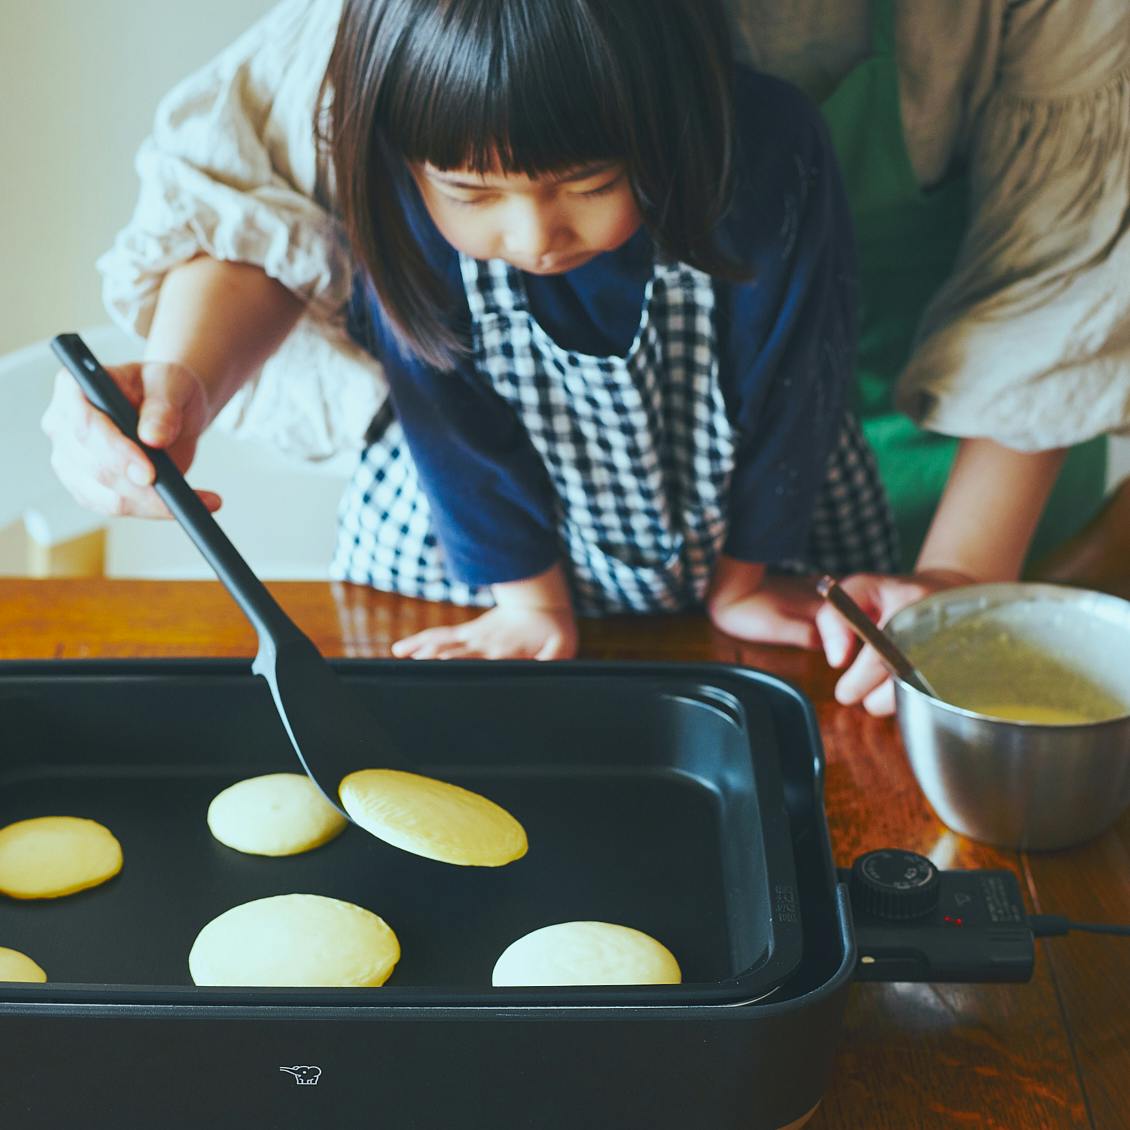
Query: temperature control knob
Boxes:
[{"xmin": 850, "ymin": 849, "xmax": 940, "ymax": 920}]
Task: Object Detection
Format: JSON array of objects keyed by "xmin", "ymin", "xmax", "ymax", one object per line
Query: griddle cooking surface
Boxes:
[
  {"xmin": 0, "ymin": 765, "xmax": 727, "ymax": 989},
  {"xmin": 0, "ymin": 662, "xmax": 799, "ymax": 1006}
]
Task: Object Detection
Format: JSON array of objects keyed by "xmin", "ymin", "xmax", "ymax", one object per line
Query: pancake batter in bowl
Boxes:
[{"xmin": 904, "ymin": 602, "xmax": 1130, "ymax": 726}]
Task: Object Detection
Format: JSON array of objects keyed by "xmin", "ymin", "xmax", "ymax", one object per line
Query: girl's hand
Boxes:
[
  {"xmin": 815, "ymin": 569, "xmax": 975, "ymax": 716},
  {"xmin": 708, "ymin": 575, "xmax": 825, "ymax": 649},
  {"xmin": 41, "ymin": 360, "xmax": 220, "ymax": 519},
  {"xmin": 391, "ymin": 605, "xmax": 578, "ymax": 661},
  {"xmin": 706, "ymin": 557, "xmax": 823, "ymax": 649}
]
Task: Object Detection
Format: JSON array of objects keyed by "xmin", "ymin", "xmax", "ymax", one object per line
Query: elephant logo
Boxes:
[{"xmin": 280, "ymin": 1065, "xmax": 322, "ymax": 1086}]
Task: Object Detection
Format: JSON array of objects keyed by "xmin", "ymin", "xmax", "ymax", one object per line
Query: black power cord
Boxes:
[{"xmin": 1028, "ymin": 915, "xmax": 1130, "ymax": 939}]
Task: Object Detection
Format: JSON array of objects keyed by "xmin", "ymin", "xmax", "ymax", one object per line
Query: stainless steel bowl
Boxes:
[{"xmin": 887, "ymin": 583, "xmax": 1130, "ymax": 851}]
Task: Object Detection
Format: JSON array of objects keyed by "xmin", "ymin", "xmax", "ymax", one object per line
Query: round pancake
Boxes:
[
  {"xmin": 0, "ymin": 946, "xmax": 46, "ymax": 983},
  {"xmin": 339, "ymin": 769, "xmax": 527, "ymax": 867},
  {"xmin": 492, "ymin": 922, "xmax": 682, "ymax": 987},
  {"xmin": 0, "ymin": 816, "xmax": 122, "ymax": 899},
  {"xmin": 207, "ymin": 773, "xmax": 347, "ymax": 857},
  {"xmin": 189, "ymin": 894, "xmax": 400, "ymax": 987}
]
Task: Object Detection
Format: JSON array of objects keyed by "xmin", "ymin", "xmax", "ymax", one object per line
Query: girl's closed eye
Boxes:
[
  {"xmin": 445, "ymin": 194, "xmax": 492, "ymax": 208},
  {"xmin": 444, "ymin": 176, "xmax": 623, "ymax": 207},
  {"xmin": 576, "ymin": 175, "xmax": 624, "ymax": 199}
]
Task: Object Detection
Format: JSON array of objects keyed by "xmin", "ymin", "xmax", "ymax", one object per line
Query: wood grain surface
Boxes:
[{"xmin": 0, "ymin": 578, "xmax": 1127, "ymax": 1129}]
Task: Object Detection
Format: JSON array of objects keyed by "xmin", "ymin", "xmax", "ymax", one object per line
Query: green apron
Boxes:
[{"xmin": 819, "ymin": 0, "xmax": 1106, "ymax": 570}]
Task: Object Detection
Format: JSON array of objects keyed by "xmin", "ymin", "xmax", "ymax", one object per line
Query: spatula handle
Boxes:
[{"xmin": 50, "ymin": 333, "xmax": 304, "ymax": 647}]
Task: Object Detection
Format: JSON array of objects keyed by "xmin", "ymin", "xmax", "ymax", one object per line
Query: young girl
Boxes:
[{"xmin": 43, "ymin": 0, "xmax": 896, "ymax": 660}]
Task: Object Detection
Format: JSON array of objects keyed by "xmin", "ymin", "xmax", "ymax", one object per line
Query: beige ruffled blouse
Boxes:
[{"xmin": 99, "ymin": 0, "xmax": 1130, "ymax": 457}]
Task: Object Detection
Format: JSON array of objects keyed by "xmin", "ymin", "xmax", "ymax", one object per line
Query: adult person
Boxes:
[{"xmin": 728, "ymin": 0, "xmax": 1130, "ymax": 710}]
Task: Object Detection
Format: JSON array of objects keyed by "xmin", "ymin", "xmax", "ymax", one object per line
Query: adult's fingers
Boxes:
[
  {"xmin": 815, "ymin": 572, "xmax": 892, "ymax": 667},
  {"xmin": 862, "ymin": 679, "xmax": 896, "ymax": 717},
  {"xmin": 137, "ymin": 397, "xmax": 179, "ymax": 448},
  {"xmin": 815, "ymin": 601, "xmax": 858, "ymax": 668},
  {"xmin": 85, "ymin": 406, "xmax": 159, "ymax": 485},
  {"xmin": 48, "ymin": 423, "xmax": 158, "ymax": 518},
  {"xmin": 44, "ymin": 364, "xmax": 154, "ymax": 502},
  {"xmin": 832, "ymin": 643, "xmax": 889, "ymax": 706},
  {"xmin": 43, "ymin": 365, "xmax": 141, "ymax": 442},
  {"xmin": 49, "ymin": 438, "xmax": 223, "ymax": 519},
  {"xmin": 43, "ymin": 362, "xmax": 221, "ymax": 518},
  {"xmin": 137, "ymin": 363, "xmax": 199, "ymax": 448},
  {"xmin": 47, "ymin": 451, "xmax": 135, "ymax": 518}
]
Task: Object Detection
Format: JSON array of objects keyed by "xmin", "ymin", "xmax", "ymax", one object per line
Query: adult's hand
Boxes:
[
  {"xmin": 41, "ymin": 360, "xmax": 220, "ymax": 518},
  {"xmin": 815, "ymin": 569, "xmax": 974, "ymax": 715}
]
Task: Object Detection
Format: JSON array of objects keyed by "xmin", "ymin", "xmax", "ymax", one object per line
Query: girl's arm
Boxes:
[
  {"xmin": 391, "ymin": 563, "xmax": 579, "ymax": 660},
  {"xmin": 816, "ymin": 438, "xmax": 1067, "ymax": 714},
  {"xmin": 43, "ymin": 257, "xmax": 305, "ymax": 519}
]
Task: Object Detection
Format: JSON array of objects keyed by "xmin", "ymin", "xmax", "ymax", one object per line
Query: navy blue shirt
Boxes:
[{"xmin": 350, "ymin": 68, "xmax": 856, "ymax": 587}]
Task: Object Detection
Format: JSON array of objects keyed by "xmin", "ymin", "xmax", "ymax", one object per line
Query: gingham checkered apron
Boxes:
[{"xmin": 331, "ymin": 255, "xmax": 897, "ymax": 610}]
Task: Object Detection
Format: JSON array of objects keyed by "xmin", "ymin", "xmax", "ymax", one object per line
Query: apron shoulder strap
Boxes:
[{"xmin": 870, "ymin": 0, "xmax": 896, "ymax": 56}]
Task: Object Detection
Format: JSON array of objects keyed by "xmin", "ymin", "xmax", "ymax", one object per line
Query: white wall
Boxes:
[
  {"xmin": 0, "ymin": 0, "xmax": 352, "ymax": 581},
  {"xmin": 0, "ymin": 0, "xmax": 275, "ymax": 355}
]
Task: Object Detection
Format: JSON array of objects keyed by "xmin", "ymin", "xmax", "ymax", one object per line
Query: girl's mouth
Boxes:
[{"xmin": 519, "ymin": 251, "xmax": 590, "ymax": 275}]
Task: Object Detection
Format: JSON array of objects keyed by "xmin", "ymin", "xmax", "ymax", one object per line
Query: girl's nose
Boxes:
[{"xmin": 501, "ymin": 202, "xmax": 561, "ymax": 263}]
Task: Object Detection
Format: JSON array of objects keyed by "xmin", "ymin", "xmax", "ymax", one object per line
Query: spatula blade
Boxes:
[{"xmin": 252, "ymin": 635, "xmax": 401, "ymax": 817}]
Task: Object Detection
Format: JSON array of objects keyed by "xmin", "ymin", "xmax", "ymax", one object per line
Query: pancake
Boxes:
[
  {"xmin": 189, "ymin": 893, "xmax": 400, "ymax": 987},
  {"xmin": 0, "ymin": 946, "xmax": 47, "ymax": 983},
  {"xmin": 0, "ymin": 816, "xmax": 122, "ymax": 899},
  {"xmin": 207, "ymin": 773, "xmax": 347, "ymax": 857},
  {"xmin": 492, "ymin": 922, "xmax": 682, "ymax": 987},
  {"xmin": 339, "ymin": 769, "xmax": 527, "ymax": 867}
]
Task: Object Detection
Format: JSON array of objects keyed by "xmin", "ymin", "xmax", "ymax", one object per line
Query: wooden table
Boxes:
[{"xmin": 1, "ymin": 578, "xmax": 1127, "ymax": 1130}]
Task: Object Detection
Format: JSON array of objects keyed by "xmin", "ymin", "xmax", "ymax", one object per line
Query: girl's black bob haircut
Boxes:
[{"xmin": 323, "ymin": 0, "xmax": 742, "ymax": 370}]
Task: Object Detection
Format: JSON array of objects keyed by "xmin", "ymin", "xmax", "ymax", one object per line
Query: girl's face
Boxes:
[{"xmin": 411, "ymin": 159, "xmax": 642, "ymax": 275}]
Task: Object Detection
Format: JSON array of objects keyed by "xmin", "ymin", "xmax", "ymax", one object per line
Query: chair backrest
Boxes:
[{"xmin": 0, "ymin": 327, "xmax": 354, "ymax": 579}]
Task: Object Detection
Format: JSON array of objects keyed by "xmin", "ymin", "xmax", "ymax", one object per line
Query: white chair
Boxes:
[{"xmin": 0, "ymin": 326, "xmax": 354, "ymax": 579}]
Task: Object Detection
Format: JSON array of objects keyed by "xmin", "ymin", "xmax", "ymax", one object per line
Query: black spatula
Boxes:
[{"xmin": 51, "ymin": 332, "xmax": 407, "ymax": 818}]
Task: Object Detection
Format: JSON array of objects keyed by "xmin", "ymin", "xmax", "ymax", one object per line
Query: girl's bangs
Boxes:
[{"xmin": 375, "ymin": 1, "xmax": 628, "ymax": 176}]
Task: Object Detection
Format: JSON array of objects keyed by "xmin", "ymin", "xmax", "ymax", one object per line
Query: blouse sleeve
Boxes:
[
  {"xmin": 895, "ymin": 0, "xmax": 1130, "ymax": 451},
  {"xmin": 96, "ymin": 0, "xmax": 387, "ymax": 461}
]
